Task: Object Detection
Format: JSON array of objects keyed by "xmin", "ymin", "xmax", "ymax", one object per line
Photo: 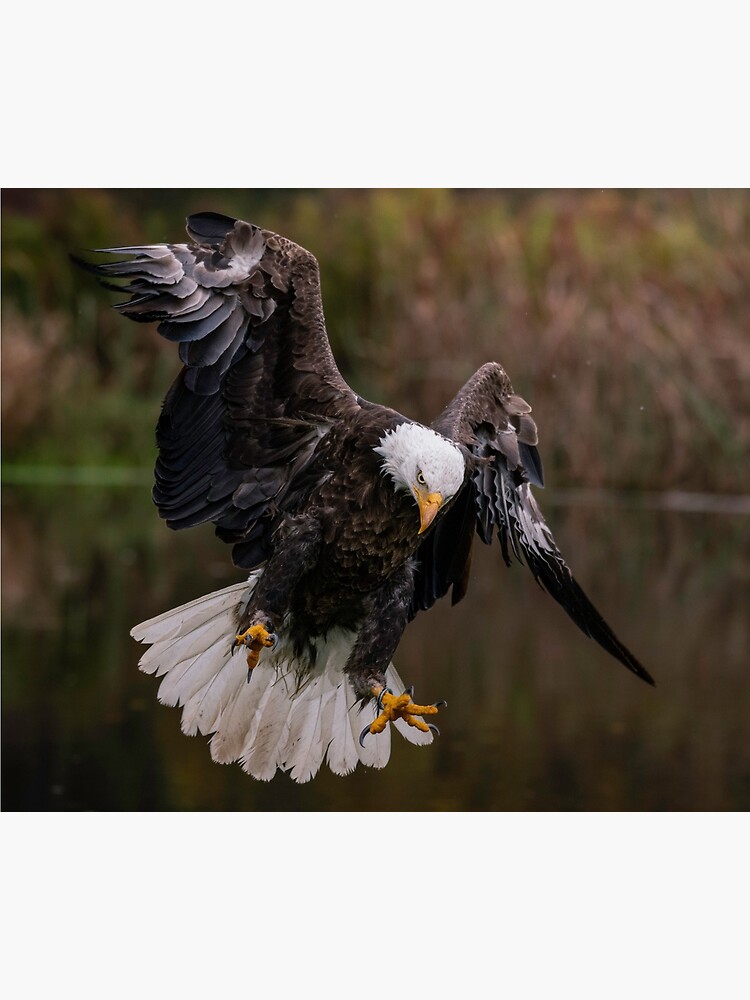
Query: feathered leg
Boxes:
[
  {"xmin": 234, "ymin": 514, "xmax": 322, "ymax": 675},
  {"xmin": 344, "ymin": 563, "xmax": 446, "ymax": 743}
]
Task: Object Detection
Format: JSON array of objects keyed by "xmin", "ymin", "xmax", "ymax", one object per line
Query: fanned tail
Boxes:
[{"xmin": 131, "ymin": 578, "xmax": 432, "ymax": 783}]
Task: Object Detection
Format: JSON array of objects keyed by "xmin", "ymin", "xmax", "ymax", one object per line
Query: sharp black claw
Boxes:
[
  {"xmin": 433, "ymin": 699, "xmax": 447, "ymax": 708},
  {"xmin": 405, "ymin": 685, "xmax": 414, "ymax": 699},
  {"xmin": 359, "ymin": 724, "xmax": 371, "ymax": 748},
  {"xmin": 246, "ymin": 668, "xmax": 253, "ymax": 684},
  {"xmin": 375, "ymin": 687, "xmax": 392, "ymax": 714},
  {"xmin": 427, "ymin": 723, "xmax": 441, "ymax": 736}
]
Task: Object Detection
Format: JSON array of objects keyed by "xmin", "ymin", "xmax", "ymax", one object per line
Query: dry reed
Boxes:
[{"xmin": 3, "ymin": 188, "xmax": 748, "ymax": 493}]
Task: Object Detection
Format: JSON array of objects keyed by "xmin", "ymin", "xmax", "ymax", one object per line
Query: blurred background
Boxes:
[{"xmin": 2, "ymin": 188, "xmax": 749, "ymax": 811}]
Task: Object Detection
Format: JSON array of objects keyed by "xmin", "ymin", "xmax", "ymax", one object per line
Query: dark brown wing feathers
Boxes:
[
  {"xmin": 421, "ymin": 362, "xmax": 654, "ymax": 686},
  {"xmin": 81, "ymin": 212, "xmax": 360, "ymax": 568},
  {"xmin": 432, "ymin": 362, "xmax": 544, "ymax": 487},
  {"xmin": 410, "ymin": 482, "xmax": 476, "ymax": 617}
]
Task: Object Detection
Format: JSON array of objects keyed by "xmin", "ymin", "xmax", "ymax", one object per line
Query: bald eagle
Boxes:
[{"xmin": 79, "ymin": 212, "xmax": 653, "ymax": 783}]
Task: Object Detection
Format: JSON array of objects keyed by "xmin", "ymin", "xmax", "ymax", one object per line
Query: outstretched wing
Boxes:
[
  {"xmin": 414, "ymin": 362, "xmax": 654, "ymax": 685},
  {"xmin": 77, "ymin": 212, "xmax": 361, "ymax": 569}
]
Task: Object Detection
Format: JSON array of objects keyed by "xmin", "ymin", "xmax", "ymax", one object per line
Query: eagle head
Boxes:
[{"xmin": 374, "ymin": 422, "xmax": 466, "ymax": 534}]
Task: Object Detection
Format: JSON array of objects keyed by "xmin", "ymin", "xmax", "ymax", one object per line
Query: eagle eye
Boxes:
[{"xmin": 416, "ymin": 471, "xmax": 426, "ymax": 486}]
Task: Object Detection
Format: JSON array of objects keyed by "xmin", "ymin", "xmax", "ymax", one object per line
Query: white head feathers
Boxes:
[{"xmin": 374, "ymin": 423, "xmax": 466, "ymax": 499}]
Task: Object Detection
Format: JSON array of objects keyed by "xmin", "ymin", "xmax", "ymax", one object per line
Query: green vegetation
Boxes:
[{"xmin": 3, "ymin": 188, "xmax": 748, "ymax": 492}]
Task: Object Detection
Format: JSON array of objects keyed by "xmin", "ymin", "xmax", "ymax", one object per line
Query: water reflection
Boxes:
[{"xmin": 2, "ymin": 482, "xmax": 748, "ymax": 811}]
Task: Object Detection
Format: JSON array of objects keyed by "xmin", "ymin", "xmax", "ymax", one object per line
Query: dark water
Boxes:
[{"xmin": 2, "ymin": 480, "xmax": 748, "ymax": 811}]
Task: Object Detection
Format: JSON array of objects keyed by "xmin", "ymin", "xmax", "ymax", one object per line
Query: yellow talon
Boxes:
[
  {"xmin": 367, "ymin": 687, "xmax": 440, "ymax": 737},
  {"xmin": 235, "ymin": 623, "xmax": 276, "ymax": 671}
]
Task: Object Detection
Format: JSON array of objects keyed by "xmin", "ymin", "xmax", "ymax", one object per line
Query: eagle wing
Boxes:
[
  {"xmin": 79, "ymin": 212, "xmax": 361, "ymax": 568},
  {"xmin": 414, "ymin": 362, "xmax": 654, "ymax": 685}
]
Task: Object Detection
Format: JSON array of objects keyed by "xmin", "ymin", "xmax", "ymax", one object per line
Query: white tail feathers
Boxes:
[{"xmin": 131, "ymin": 578, "xmax": 433, "ymax": 783}]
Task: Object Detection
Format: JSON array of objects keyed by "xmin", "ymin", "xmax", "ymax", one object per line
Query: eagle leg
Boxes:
[
  {"xmin": 233, "ymin": 514, "xmax": 323, "ymax": 679},
  {"xmin": 359, "ymin": 686, "xmax": 444, "ymax": 746},
  {"xmin": 234, "ymin": 623, "xmax": 277, "ymax": 676}
]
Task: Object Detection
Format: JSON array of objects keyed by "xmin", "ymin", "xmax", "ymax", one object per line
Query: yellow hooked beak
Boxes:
[{"xmin": 415, "ymin": 487, "xmax": 444, "ymax": 535}]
